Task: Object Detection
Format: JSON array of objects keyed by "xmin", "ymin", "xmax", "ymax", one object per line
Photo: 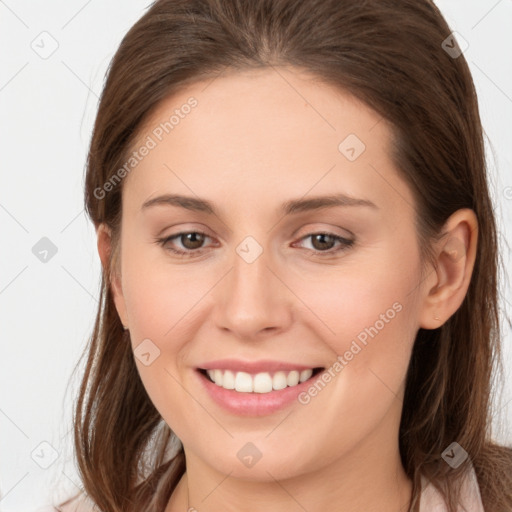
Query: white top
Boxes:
[{"xmin": 419, "ymin": 465, "xmax": 485, "ymax": 512}]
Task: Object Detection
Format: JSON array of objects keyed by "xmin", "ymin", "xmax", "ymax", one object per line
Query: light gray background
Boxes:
[{"xmin": 1, "ymin": 1, "xmax": 511, "ymax": 510}]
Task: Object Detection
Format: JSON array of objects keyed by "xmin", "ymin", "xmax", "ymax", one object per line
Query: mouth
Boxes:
[{"xmin": 197, "ymin": 367, "xmax": 325, "ymax": 394}]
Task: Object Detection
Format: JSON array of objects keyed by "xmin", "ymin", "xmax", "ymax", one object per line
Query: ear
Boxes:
[
  {"xmin": 96, "ymin": 223, "xmax": 129, "ymax": 329},
  {"xmin": 418, "ymin": 208, "xmax": 478, "ymax": 329}
]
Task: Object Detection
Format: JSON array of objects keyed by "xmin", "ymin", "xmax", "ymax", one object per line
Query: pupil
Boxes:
[
  {"xmin": 184, "ymin": 233, "xmax": 204, "ymax": 249},
  {"xmin": 313, "ymin": 234, "xmax": 333, "ymax": 250}
]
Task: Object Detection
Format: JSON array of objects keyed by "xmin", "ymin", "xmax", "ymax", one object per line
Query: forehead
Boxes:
[
  {"xmin": 135, "ymin": 66, "xmax": 390, "ymax": 152},
  {"xmin": 123, "ymin": 66, "xmax": 414, "ymax": 219}
]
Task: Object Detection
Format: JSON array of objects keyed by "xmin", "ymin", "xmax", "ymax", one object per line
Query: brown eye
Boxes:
[
  {"xmin": 156, "ymin": 231, "xmax": 213, "ymax": 257},
  {"xmin": 179, "ymin": 232, "xmax": 206, "ymax": 250},
  {"xmin": 295, "ymin": 232, "xmax": 354, "ymax": 257},
  {"xmin": 310, "ymin": 233, "xmax": 338, "ymax": 251}
]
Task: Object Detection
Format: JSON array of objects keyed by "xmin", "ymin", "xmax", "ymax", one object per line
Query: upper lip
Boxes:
[{"xmin": 198, "ymin": 359, "xmax": 323, "ymax": 373}]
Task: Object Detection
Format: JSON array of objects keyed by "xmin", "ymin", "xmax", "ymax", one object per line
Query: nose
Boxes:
[{"xmin": 212, "ymin": 240, "xmax": 293, "ymax": 340}]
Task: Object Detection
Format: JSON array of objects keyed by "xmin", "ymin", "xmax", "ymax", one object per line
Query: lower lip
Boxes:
[{"xmin": 196, "ymin": 369, "xmax": 321, "ymax": 416}]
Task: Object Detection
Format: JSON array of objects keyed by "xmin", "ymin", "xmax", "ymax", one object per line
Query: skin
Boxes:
[{"xmin": 97, "ymin": 66, "xmax": 478, "ymax": 512}]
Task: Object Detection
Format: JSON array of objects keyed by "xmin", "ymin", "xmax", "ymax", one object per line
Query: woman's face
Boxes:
[{"xmin": 107, "ymin": 67, "xmax": 433, "ymax": 481}]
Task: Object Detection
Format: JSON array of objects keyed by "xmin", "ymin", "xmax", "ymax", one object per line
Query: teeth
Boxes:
[
  {"xmin": 213, "ymin": 369, "xmax": 223, "ymax": 386},
  {"xmin": 253, "ymin": 373, "xmax": 273, "ymax": 393},
  {"xmin": 273, "ymin": 371, "xmax": 288, "ymax": 390},
  {"xmin": 222, "ymin": 370, "xmax": 235, "ymax": 389},
  {"xmin": 235, "ymin": 371, "xmax": 253, "ymax": 392},
  {"xmin": 299, "ymin": 369, "xmax": 313, "ymax": 382},
  {"xmin": 205, "ymin": 368, "xmax": 315, "ymax": 393},
  {"xmin": 287, "ymin": 370, "xmax": 300, "ymax": 386}
]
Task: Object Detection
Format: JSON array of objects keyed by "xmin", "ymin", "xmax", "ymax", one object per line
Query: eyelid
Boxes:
[
  {"xmin": 292, "ymin": 232, "xmax": 354, "ymax": 256},
  {"xmin": 293, "ymin": 223, "xmax": 354, "ymax": 240},
  {"xmin": 155, "ymin": 228, "xmax": 354, "ymax": 259}
]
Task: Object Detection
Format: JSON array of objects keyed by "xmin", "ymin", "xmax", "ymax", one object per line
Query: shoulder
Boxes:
[
  {"xmin": 50, "ymin": 492, "xmax": 98, "ymax": 512},
  {"xmin": 420, "ymin": 464, "xmax": 484, "ymax": 512}
]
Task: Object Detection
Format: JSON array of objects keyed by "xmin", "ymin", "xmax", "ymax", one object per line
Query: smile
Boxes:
[
  {"xmin": 196, "ymin": 359, "xmax": 326, "ymax": 415},
  {"xmin": 202, "ymin": 368, "xmax": 322, "ymax": 393}
]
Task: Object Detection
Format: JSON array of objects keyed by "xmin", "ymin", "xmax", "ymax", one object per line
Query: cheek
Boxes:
[
  {"xmin": 298, "ymin": 259, "xmax": 416, "ymax": 337},
  {"xmin": 120, "ymin": 249, "xmax": 200, "ymax": 434},
  {"xmin": 290, "ymin": 250, "xmax": 421, "ymax": 392},
  {"xmin": 288, "ymin": 271, "xmax": 419, "ymax": 455},
  {"xmin": 119, "ymin": 243, "xmax": 212, "ymax": 419},
  {"xmin": 121, "ymin": 240, "xmax": 207, "ymax": 339}
]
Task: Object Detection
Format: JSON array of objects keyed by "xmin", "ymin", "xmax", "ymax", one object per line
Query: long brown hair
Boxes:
[{"xmin": 61, "ymin": 0, "xmax": 512, "ymax": 510}]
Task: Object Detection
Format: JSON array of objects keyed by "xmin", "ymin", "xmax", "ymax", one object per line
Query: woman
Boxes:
[{"xmin": 56, "ymin": 0, "xmax": 512, "ymax": 510}]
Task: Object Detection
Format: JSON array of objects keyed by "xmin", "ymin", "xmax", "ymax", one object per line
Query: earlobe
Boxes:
[
  {"xmin": 96, "ymin": 223, "xmax": 129, "ymax": 329},
  {"xmin": 418, "ymin": 209, "xmax": 478, "ymax": 330}
]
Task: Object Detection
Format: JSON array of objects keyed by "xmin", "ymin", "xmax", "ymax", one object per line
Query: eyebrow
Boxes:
[{"xmin": 141, "ymin": 193, "xmax": 378, "ymax": 215}]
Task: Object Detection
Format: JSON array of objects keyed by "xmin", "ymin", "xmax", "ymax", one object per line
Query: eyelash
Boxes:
[{"xmin": 155, "ymin": 230, "xmax": 354, "ymax": 258}]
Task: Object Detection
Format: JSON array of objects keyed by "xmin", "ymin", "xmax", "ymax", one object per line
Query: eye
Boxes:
[
  {"xmin": 156, "ymin": 231, "xmax": 213, "ymax": 258},
  {"xmin": 294, "ymin": 232, "xmax": 354, "ymax": 256},
  {"xmin": 155, "ymin": 230, "xmax": 354, "ymax": 258}
]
